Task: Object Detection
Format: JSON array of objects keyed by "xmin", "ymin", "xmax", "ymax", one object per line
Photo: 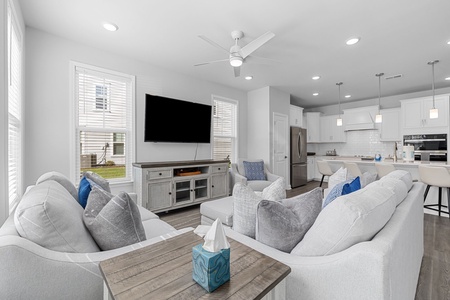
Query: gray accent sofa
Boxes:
[
  {"xmin": 0, "ymin": 180, "xmax": 192, "ymax": 300},
  {"xmin": 201, "ymin": 178, "xmax": 425, "ymax": 300}
]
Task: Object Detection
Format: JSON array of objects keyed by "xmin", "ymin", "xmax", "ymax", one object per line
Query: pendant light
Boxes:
[
  {"xmin": 336, "ymin": 82, "xmax": 343, "ymax": 126},
  {"xmin": 428, "ymin": 60, "xmax": 439, "ymax": 119},
  {"xmin": 375, "ymin": 73, "xmax": 384, "ymax": 123}
]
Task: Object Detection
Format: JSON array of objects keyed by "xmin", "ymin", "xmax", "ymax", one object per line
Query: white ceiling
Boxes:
[{"xmin": 18, "ymin": 0, "xmax": 450, "ymax": 108}]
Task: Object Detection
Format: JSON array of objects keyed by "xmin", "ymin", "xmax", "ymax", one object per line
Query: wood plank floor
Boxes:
[{"xmin": 158, "ymin": 181, "xmax": 448, "ymax": 299}]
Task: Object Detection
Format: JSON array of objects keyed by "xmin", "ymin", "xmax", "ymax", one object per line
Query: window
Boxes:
[
  {"xmin": 212, "ymin": 96, "xmax": 238, "ymax": 163},
  {"xmin": 7, "ymin": 1, "xmax": 23, "ymax": 212},
  {"xmin": 73, "ymin": 63, "xmax": 134, "ymax": 181}
]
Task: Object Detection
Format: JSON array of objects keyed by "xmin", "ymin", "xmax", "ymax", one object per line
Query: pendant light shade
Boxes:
[
  {"xmin": 336, "ymin": 82, "xmax": 343, "ymax": 126},
  {"xmin": 428, "ymin": 60, "xmax": 439, "ymax": 119},
  {"xmin": 375, "ymin": 73, "xmax": 384, "ymax": 123}
]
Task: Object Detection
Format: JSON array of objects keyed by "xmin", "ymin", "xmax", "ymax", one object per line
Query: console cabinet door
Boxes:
[
  {"xmin": 147, "ymin": 181, "xmax": 172, "ymax": 211},
  {"xmin": 211, "ymin": 173, "xmax": 228, "ymax": 198}
]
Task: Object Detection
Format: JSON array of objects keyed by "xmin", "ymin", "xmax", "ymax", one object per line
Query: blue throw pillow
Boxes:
[
  {"xmin": 78, "ymin": 177, "xmax": 91, "ymax": 208},
  {"xmin": 341, "ymin": 176, "xmax": 361, "ymax": 195},
  {"xmin": 243, "ymin": 161, "xmax": 266, "ymax": 181}
]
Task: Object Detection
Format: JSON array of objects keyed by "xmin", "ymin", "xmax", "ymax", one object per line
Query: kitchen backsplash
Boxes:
[{"xmin": 307, "ymin": 130, "xmax": 402, "ymax": 158}]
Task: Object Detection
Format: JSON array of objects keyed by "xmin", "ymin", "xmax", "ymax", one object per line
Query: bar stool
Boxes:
[
  {"xmin": 316, "ymin": 160, "xmax": 334, "ymax": 187},
  {"xmin": 375, "ymin": 163, "xmax": 396, "ymax": 178},
  {"xmin": 418, "ymin": 165, "xmax": 450, "ymax": 217},
  {"xmin": 344, "ymin": 162, "xmax": 362, "ymax": 177}
]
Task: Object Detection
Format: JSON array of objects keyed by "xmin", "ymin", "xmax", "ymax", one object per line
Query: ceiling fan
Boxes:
[{"xmin": 195, "ymin": 30, "xmax": 275, "ymax": 77}]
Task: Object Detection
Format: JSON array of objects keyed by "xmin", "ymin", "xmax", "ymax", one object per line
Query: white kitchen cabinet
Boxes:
[
  {"xmin": 379, "ymin": 108, "xmax": 401, "ymax": 141},
  {"xmin": 401, "ymin": 96, "xmax": 449, "ymax": 133},
  {"xmin": 320, "ymin": 114, "xmax": 345, "ymax": 143},
  {"xmin": 304, "ymin": 112, "xmax": 321, "ymax": 143},
  {"xmin": 307, "ymin": 156, "xmax": 315, "ymax": 181},
  {"xmin": 290, "ymin": 105, "xmax": 304, "ymax": 127}
]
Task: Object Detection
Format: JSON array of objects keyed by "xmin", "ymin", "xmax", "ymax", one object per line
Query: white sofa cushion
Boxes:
[
  {"xmin": 232, "ymin": 183, "xmax": 263, "ymax": 238},
  {"xmin": 142, "ymin": 219, "xmax": 176, "ymax": 239},
  {"xmin": 200, "ymin": 196, "xmax": 234, "ymax": 226},
  {"xmin": 327, "ymin": 167, "xmax": 348, "ymax": 190},
  {"xmin": 383, "ymin": 169, "xmax": 413, "ymax": 191},
  {"xmin": 376, "ymin": 177, "xmax": 408, "ymax": 206},
  {"xmin": 14, "ymin": 181, "xmax": 100, "ymax": 253},
  {"xmin": 292, "ymin": 183, "xmax": 397, "ymax": 256}
]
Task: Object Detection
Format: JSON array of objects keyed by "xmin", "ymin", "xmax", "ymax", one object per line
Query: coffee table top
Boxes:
[{"xmin": 99, "ymin": 231, "xmax": 291, "ymax": 300}]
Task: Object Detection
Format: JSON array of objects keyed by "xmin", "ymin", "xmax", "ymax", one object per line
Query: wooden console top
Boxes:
[{"xmin": 133, "ymin": 159, "xmax": 229, "ymax": 168}]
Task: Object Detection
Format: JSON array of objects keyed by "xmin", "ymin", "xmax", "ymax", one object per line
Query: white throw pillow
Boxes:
[
  {"xmin": 378, "ymin": 177, "xmax": 408, "ymax": 206},
  {"xmin": 327, "ymin": 167, "xmax": 348, "ymax": 190},
  {"xmin": 291, "ymin": 183, "xmax": 396, "ymax": 256},
  {"xmin": 232, "ymin": 183, "xmax": 263, "ymax": 238},
  {"xmin": 261, "ymin": 177, "xmax": 286, "ymax": 201},
  {"xmin": 14, "ymin": 181, "xmax": 99, "ymax": 253},
  {"xmin": 360, "ymin": 171, "xmax": 377, "ymax": 188}
]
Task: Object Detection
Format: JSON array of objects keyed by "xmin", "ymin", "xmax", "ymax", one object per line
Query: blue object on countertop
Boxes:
[
  {"xmin": 192, "ymin": 244, "xmax": 230, "ymax": 293},
  {"xmin": 375, "ymin": 154, "xmax": 382, "ymax": 161}
]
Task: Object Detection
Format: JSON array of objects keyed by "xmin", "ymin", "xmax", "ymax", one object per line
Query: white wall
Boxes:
[
  {"xmin": 24, "ymin": 27, "xmax": 247, "ymax": 190},
  {"xmin": 247, "ymin": 87, "xmax": 270, "ymax": 162}
]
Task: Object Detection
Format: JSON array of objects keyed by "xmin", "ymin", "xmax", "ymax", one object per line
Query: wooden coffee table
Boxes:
[{"xmin": 99, "ymin": 231, "xmax": 291, "ymax": 300}]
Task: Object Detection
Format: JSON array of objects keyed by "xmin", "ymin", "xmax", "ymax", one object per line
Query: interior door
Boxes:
[{"xmin": 273, "ymin": 113, "xmax": 289, "ymax": 187}]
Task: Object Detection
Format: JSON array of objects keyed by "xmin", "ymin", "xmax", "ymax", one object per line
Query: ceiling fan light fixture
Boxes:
[
  {"xmin": 230, "ymin": 56, "xmax": 243, "ymax": 67},
  {"xmin": 346, "ymin": 37, "xmax": 360, "ymax": 45},
  {"xmin": 103, "ymin": 22, "xmax": 118, "ymax": 32}
]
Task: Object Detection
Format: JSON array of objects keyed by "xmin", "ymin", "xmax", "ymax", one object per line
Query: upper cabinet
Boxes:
[
  {"xmin": 289, "ymin": 105, "xmax": 304, "ymax": 127},
  {"xmin": 320, "ymin": 114, "xmax": 345, "ymax": 143},
  {"xmin": 379, "ymin": 108, "xmax": 401, "ymax": 141},
  {"xmin": 303, "ymin": 112, "xmax": 321, "ymax": 143},
  {"xmin": 401, "ymin": 96, "xmax": 449, "ymax": 134}
]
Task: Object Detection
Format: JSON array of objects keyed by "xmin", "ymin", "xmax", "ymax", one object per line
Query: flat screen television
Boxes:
[{"xmin": 144, "ymin": 94, "xmax": 212, "ymax": 143}]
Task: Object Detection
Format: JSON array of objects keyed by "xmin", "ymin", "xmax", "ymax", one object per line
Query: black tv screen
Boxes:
[{"xmin": 144, "ymin": 94, "xmax": 212, "ymax": 143}]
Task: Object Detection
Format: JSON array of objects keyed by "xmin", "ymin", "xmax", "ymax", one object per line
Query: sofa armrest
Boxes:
[{"xmin": 0, "ymin": 227, "xmax": 194, "ymax": 300}]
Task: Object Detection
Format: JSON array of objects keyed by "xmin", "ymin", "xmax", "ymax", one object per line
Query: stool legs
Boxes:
[
  {"xmin": 320, "ymin": 175, "xmax": 325, "ymax": 187},
  {"xmin": 424, "ymin": 185, "xmax": 431, "ymax": 202},
  {"xmin": 438, "ymin": 187, "xmax": 442, "ymax": 216},
  {"xmin": 423, "ymin": 185, "xmax": 449, "ymax": 217}
]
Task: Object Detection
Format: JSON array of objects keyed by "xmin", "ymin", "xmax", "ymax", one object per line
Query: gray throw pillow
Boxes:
[
  {"xmin": 82, "ymin": 171, "xmax": 111, "ymax": 193},
  {"xmin": 232, "ymin": 183, "xmax": 263, "ymax": 238},
  {"xmin": 36, "ymin": 171, "xmax": 78, "ymax": 201},
  {"xmin": 255, "ymin": 187, "xmax": 322, "ymax": 252},
  {"xmin": 83, "ymin": 186, "xmax": 146, "ymax": 250}
]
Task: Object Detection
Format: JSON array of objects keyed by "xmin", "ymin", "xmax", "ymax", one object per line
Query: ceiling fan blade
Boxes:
[
  {"xmin": 241, "ymin": 31, "xmax": 275, "ymax": 59},
  {"xmin": 234, "ymin": 66, "xmax": 240, "ymax": 77},
  {"xmin": 198, "ymin": 35, "xmax": 230, "ymax": 54},
  {"xmin": 246, "ymin": 55, "xmax": 281, "ymax": 65},
  {"xmin": 194, "ymin": 59, "xmax": 229, "ymax": 67}
]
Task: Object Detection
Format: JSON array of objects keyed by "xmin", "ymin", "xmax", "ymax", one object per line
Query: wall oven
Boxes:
[{"xmin": 403, "ymin": 134, "xmax": 447, "ymax": 161}]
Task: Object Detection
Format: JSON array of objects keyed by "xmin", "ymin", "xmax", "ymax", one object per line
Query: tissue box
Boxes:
[{"xmin": 192, "ymin": 244, "xmax": 230, "ymax": 292}]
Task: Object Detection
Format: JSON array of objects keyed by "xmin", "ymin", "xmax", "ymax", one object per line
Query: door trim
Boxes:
[{"xmin": 272, "ymin": 112, "xmax": 290, "ymax": 189}]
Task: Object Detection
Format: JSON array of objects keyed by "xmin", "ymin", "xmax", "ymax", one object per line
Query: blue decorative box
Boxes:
[{"xmin": 192, "ymin": 244, "xmax": 230, "ymax": 292}]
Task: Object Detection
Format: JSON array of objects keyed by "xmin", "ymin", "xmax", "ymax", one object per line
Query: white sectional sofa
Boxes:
[
  {"xmin": 0, "ymin": 179, "xmax": 191, "ymax": 300},
  {"xmin": 201, "ymin": 171, "xmax": 426, "ymax": 300}
]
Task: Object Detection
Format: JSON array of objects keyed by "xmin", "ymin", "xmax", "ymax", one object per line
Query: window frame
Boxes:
[
  {"xmin": 211, "ymin": 95, "xmax": 238, "ymax": 163},
  {"xmin": 69, "ymin": 62, "xmax": 135, "ymax": 185}
]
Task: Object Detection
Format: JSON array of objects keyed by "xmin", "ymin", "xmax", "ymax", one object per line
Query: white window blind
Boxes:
[
  {"xmin": 74, "ymin": 65, "xmax": 133, "ymax": 182},
  {"xmin": 7, "ymin": 1, "xmax": 23, "ymax": 212},
  {"xmin": 212, "ymin": 96, "xmax": 237, "ymax": 162}
]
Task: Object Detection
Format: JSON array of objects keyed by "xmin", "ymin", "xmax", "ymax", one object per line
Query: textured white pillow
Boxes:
[
  {"xmin": 327, "ymin": 167, "xmax": 348, "ymax": 190},
  {"xmin": 232, "ymin": 183, "xmax": 263, "ymax": 238},
  {"xmin": 262, "ymin": 177, "xmax": 286, "ymax": 201},
  {"xmin": 14, "ymin": 181, "xmax": 99, "ymax": 253},
  {"xmin": 291, "ymin": 183, "xmax": 396, "ymax": 256},
  {"xmin": 360, "ymin": 171, "xmax": 377, "ymax": 188},
  {"xmin": 382, "ymin": 170, "xmax": 413, "ymax": 191},
  {"xmin": 378, "ymin": 177, "xmax": 408, "ymax": 206}
]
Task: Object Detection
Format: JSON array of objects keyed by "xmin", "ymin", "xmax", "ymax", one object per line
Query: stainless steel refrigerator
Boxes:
[{"xmin": 290, "ymin": 127, "xmax": 307, "ymax": 188}]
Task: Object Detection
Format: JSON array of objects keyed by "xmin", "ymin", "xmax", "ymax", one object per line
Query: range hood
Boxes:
[{"xmin": 343, "ymin": 106, "xmax": 378, "ymax": 131}]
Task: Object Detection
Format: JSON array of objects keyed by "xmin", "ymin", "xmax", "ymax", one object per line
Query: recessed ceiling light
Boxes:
[
  {"xmin": 313, "ymin": 93, "xmax": 319, "ymax": 96},
  {"xmin": 312, "ymin": 76, "xmax": 320, "ymax": 80},
  {"xmin": 245, "ymin": 76, "xmax": 253, "ymax": 80},
  {"xmin": 345, "ymin": 95, "xmax": 351, "ymax": 98},
  {"xmin": 447, "ymin": 40, "xmax": 450, "ymax": 45},
  {"xmin": 445, "ymin": 77, "xmax": 450, "ymax": 81},
  {"xmin": 346, "ymin": 37, "xmax": 360, "ymax": 45},
  {"xmin": 103, "ymin": 22, "xmax": 118, "ymax": 32}
]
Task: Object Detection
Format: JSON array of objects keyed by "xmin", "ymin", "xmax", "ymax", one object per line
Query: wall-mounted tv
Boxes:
[{"xmin": 144, "ymin": 94, "xmax": 212, "ymax": 143}]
